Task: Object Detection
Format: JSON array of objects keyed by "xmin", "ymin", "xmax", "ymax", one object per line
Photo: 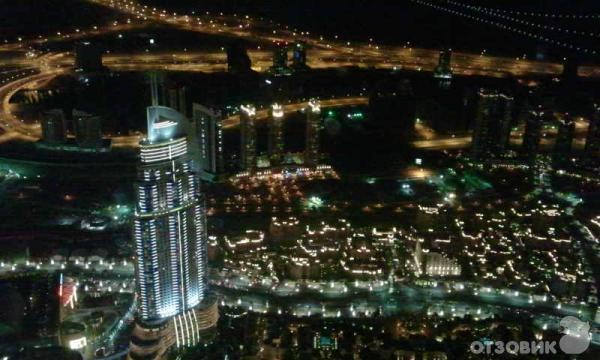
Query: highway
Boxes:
[
  {"xmin": 84, "ymin": 0, "xmax": 600, "ymax": 78},
  {"xmin": 0, "ymin": 0, "xmax": 597, "ymax": 149},
  {"xmin": 0, "ymin": 71, "xmax": 64, "ymax": 142},
  {"xmin": 1, "ymin": 257, "xmax": 594, "ymax": 324}
]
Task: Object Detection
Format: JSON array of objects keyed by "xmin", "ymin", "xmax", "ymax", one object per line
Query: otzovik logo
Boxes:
[
  {"xmin": 469, "ymin": 316, "xmax": 591, "ymax": 355},
  {"xmin": 559, "ymin": 316, "xmax": 591, "ymax": 354}
]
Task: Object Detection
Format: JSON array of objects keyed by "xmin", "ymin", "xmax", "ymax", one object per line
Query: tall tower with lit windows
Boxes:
[
  {"xmin": 240, "ymin": 104, "xmax": 257, "ymax": 171},
  {"xmin": 129, "ymin": 106, "xmax": 218, "ymax": 360},
  {"xmin": 192, "ymin": 103, "xmax": 224, "ymax": 179},
  {"xmin": 268, "ymin": 103, "xmax": 285, "ymax": 165},
  {"xmin": 304, "ymin": 99, "xmax": 321, "ymax": 166}
]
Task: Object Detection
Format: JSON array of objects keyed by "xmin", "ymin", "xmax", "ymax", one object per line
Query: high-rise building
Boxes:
[
  {"xmin": 74, "ymin": 41, "xmax": 103, "ymax": 72},
  {"xmin": 72, "ymin": 110, "xmax": 103, "ymax": 149},
  {"xmin": 268, "ymin": 103, "xmax": 285, "ymax": 165},
  {"xmin": 270, "ymin": 43, "xmax": 291, "ymax": 76},
  {"xmin": 584, "ymin": 104, "xmax": 600, "ymax": 159},
  {"xmin": 433, "ymin": 48, "xmax": 452, "ymax": 80},
  {"xmin": 305, "ymin": 99, "xmax": 321, "ymax": 166},
  {"xmin": 41, "ymin": 109, "xmax": 67, "ymax": 145},
  {"xmin": 240, "ymin": 104, "xmax": 257, "ymax": 171},
  {"xmin": 471, "ymin": 89, "xmax": 514, "ymax": 160},
  {"xmin": 291, "ymin": 41, "xmax": 308, "ymax": 70},
  {"xmin": 226, "ymin": 41, "xmax": 252, "ymax": 74},
  {"xmin": 553, "ymin": 113, "xmax": 575, "ymax": 162},
  {"xmin": 192, "ymin": 103, "xmax": 224, "ymax": 177},
  {"xmin": 129, "ymin": 106, "xmax": 218, "ymax": 360},
  {"xmin": 521, "ymin": 105, "xmax": 545, "ymax": 159}
]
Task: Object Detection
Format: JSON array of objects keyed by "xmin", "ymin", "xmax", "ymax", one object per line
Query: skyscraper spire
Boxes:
[{"xmin": 149, "ymin": 71, "xmax": 161, "ymax": 107}]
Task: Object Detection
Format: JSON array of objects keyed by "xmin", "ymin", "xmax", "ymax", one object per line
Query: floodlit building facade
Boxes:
[{"xmin": 129, "ymin": 106, "xmax": 218, "ymax": 360}]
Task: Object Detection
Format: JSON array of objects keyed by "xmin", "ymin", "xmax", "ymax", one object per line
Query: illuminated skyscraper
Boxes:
[
  {"xmin": 521, "ymin": 105, "xmax": 545, "ymax": 159},
  {"xmin": 192, "ymin": 103, "xmax": 224, "ymax": 178},
  {"xmin": 305, "ymin": 99, "xmax": 321, "ymax": 166},
  {"xmin": 471, "ymin": 89, "xmax": 514, "ymax": 160},
  {"xmin": 240, "ymin": 104, "xmax": 257, "ymax": 171},
  {"xmin": 584, "ymin": 104, "xmax": 600, "ymax": 159},
  {"xmin": 268, "ymin": 103, "xmax": 285, "ymax": 165},
  {"xmin": 129, "ymin": 106, "xmax": 218, "ymax": 360}
]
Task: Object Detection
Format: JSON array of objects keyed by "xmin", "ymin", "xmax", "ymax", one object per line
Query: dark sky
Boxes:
[
  {"xmin": 143, "ymin": 0, "xmax": 600, "ymax": 60},
  {"xmin": 1, "ymin": 0, "xmax": 598, "ymax": 61}
]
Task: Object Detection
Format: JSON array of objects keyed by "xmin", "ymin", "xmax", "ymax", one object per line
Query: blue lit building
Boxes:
[{"xmin": 129, "ymin": 106, "xmax": 218, "ymax": 360}]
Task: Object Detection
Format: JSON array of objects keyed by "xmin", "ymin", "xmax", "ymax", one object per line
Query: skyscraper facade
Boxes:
[
  {"xmin": 192, "ymin": 103, "xmax": 224, "ymax": 177},
  {"xmin": 471, "ymin": 89, "xmax": 514, "ymax": 160},
  {"xmin": 305, "ymin": 99, "xmax": 321, "ymax": 166},
  {"xmin": 129, "ymin": 106, "xmax": 218, "ymax": 360},
  {"xmin": 268, "ymin": 103, "xmax": 285, "ymax": 165},
  {"xmin": 240, "ymin": 104, "xmax": 257, "ymax": 171}
]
